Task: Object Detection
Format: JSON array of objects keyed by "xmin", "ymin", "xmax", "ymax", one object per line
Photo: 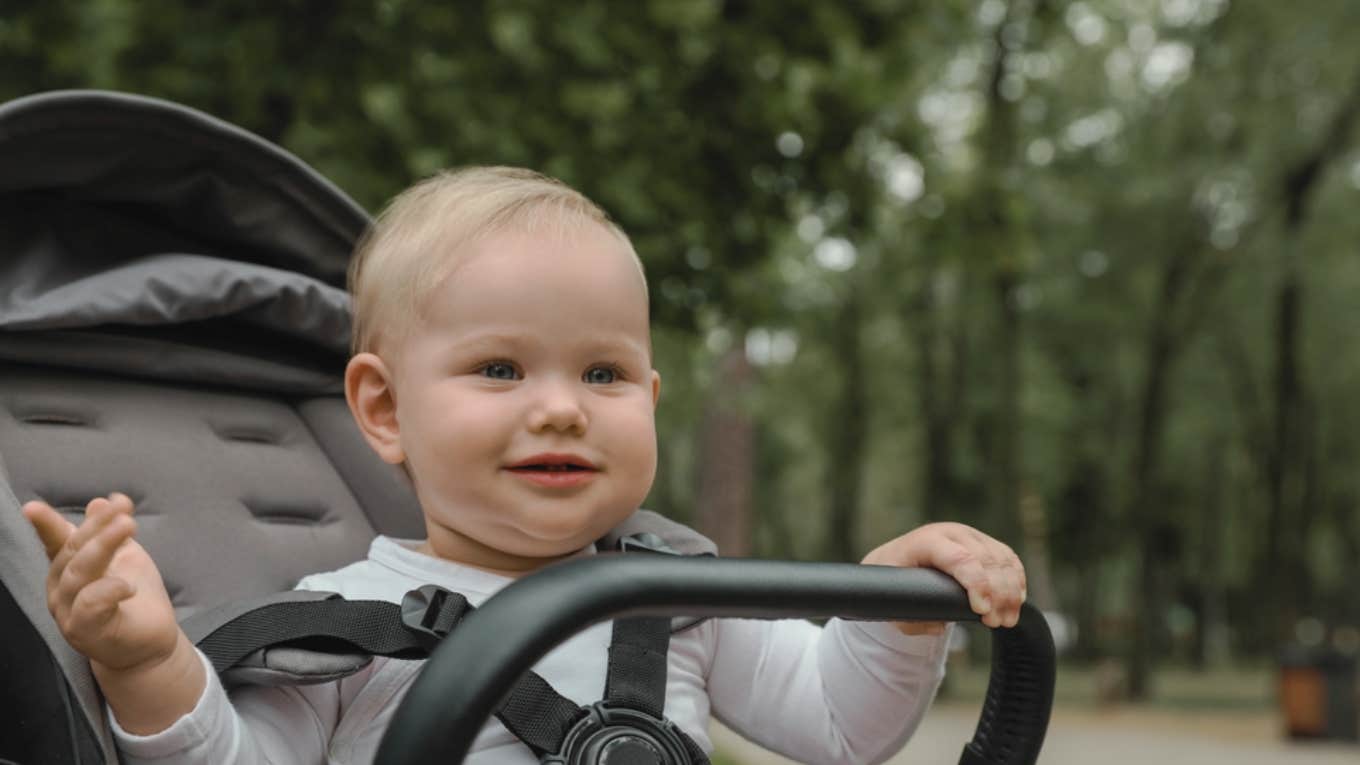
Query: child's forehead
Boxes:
[
  {"xmin": 440, "ymin": 224, "xmax": 646, "ymax": 299},
  {"xmin": 384, "ymin": 216, "xmax": 652, "ymax": 357}
]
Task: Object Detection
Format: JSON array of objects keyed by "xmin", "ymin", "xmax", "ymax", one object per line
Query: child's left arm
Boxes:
[
  {"xmin": 861, "ymin": 521, "xmax": 1026, "ymax": 633},
  {"xmin": 702, "ymin": 522, "xmax": 1025, "ymax": 765}
]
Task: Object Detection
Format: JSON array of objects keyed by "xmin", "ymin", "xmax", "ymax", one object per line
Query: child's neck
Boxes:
[{"xmin": 415, "ymin": 532, "xmax": 590, "ymax": 579}]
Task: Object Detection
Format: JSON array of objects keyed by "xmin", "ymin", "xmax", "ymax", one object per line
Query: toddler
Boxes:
[{"xmin": 24, "ymin": 166, "xmax": 1025, "ymax": 764}]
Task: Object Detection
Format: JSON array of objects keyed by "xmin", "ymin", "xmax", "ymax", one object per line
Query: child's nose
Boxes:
[{"xmin": 526, "ymin": 379, "xmax": 588, "ymax": 434}]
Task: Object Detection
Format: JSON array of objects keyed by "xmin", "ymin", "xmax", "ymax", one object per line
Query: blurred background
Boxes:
[{"xmin": 4, "ymin": 0, "xmax": 1358, "ymax": 761}]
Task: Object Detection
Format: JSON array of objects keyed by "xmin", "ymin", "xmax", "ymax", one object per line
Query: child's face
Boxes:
[{"xmin": 387, "ymin": 223, "xmax": 660, "ymax": 573}]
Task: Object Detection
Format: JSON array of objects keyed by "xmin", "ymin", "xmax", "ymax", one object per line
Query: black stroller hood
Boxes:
[{"xmin": 0, "ymin": 90, "xmax": 371, "ymax": 393}]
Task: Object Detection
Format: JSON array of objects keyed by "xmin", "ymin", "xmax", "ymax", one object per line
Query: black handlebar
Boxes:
[{"xmin": 375, "ymin": 556, "xmax": 1054, "ymax": 764}]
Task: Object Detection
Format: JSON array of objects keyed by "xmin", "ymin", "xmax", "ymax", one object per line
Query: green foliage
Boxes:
[{"xmin": 5, "ymin": 0, "xmax": 1359, "ymax": 670}]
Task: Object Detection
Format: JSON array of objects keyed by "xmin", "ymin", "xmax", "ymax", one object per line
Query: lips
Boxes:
[
  {"xmin": 505, "ymin": 453, "xmax": 600, "ymax": 488},
  {"xmin": 506, "ymin": 453, "xmax": 598, "ymax": 471}
]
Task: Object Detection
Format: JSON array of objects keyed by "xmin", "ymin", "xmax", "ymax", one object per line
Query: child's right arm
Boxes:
[{"xmin": 22, "ymin": 493, "xmax": 206, "ymax": 736}]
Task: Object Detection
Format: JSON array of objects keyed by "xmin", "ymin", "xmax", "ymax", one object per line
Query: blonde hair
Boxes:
[{"xmin": 348, "ymin": 166, "xmax": 643, "ymax": 356}]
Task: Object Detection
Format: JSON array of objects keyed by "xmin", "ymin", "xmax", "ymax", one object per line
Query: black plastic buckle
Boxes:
[
  {"xmin": 542, "ymin": 702, "xmax": 693, "ymax": 765},
  {"xmin": 400, "ymin": 584, "xmax": 471, "ymax": 650}
]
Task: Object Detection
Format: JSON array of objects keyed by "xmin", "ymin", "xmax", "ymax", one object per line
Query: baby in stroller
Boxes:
[{"xmin": 23, "ymin": 165, "xmax": 1026, "ymax": 764}]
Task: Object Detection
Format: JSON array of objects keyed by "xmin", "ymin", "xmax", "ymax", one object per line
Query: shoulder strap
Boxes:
[{"xmin": 183, "ymin": 587, "xmax": 471, "ymax": 686}]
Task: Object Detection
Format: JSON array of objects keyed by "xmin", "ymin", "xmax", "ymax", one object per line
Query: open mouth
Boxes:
[
  {"xmin": 505, "ymin": 459, "xmax": 600, "ymax": 488},
  {"xmin": 506, "ymin": 453, "xmax": 599, "ymax": 472}
]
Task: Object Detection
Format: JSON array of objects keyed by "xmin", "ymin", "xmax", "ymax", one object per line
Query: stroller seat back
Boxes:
[{"xmin": 0, "ymin": 90, "xmax": 423, "ymax": 765}]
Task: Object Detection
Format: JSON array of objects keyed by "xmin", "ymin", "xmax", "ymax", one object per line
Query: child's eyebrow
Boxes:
[{"xmin": 454, "ymin": 332, "xmax": 649, "ymax": 360}]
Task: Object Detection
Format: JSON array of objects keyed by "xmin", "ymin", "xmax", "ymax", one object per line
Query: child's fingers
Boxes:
[
  {"xmin": 107, "ymin": 492, "xmax": 136, "ymax": 517},
  {"xmin": 1004, "ymin": 552, "xmax": 1027, "ymax": 627},
  {"xmin": 66, "ymin": 496, "xmax": 121, "ymax": 552},
  {"xmin": 982, "ymin": 543, "xmax": 1025, "ymax": 628},
  {"xmin": 947, "ymin": 534, "xmax": 1013, "ymax": 628},
  {"xmin": 985, "ymin": 560, "xmax": 1013, "ymax": 628},
  {"xmin": 946, "ymin": 529, "xmax": 1017, "ymax": 628},
  {"xmin": 967, "ymin": 540, "xmax": 1005, "ymax": 628},
  {"xmin": 866, "ymin": 522, "xmax": 1029, "ymax": 629},
  {"xmin": 58, "ymin": 514, "xmax": 136, "ymax": 605},
  {"xmin": 930, "ymin": 540, "xmax": 995, "ymax": 621},
  {"xmin": 56, "ymin": 495, "xmax": 132, "ymax": 571},
  {"xmin": 45, "ymin": 498, "xmax": 120, "ymax": 586},
  {"xmin": 57, "ymin": 495, "xmax": 115, "ymax": 560},
  {"xmin": 66, "ymin": 576, "xmax": 136, "ymax": 637},
  {"xmin": 997, "ymin": 541, "xmax": 1026, "ymax": 625},
  {"xmin": 22, "ymin": 500, "xmax": 76, "ymax": 559}
]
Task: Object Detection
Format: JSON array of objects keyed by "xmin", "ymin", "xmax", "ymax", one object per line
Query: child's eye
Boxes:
[
  {"xmin": 583, "ymin": 365, "xmax": 620, "ymax": 384},
  {"xmin": 479, "ymin": 362, "xmax": 520, "ymax": 380}
]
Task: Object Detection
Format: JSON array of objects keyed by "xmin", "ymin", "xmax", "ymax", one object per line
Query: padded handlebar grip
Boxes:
[{"xmin": 376, "ymin": 556, "xmax": 1054, "ymax": 765}]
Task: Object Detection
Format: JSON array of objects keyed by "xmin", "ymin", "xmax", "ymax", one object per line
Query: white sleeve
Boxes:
[
  {"xmin": 706, "ymin": 618, "xmax": 951, "ymax": 765},
  {"xmin": 110, "ymin": 648, "xmax": 341, "ymax": 765}
]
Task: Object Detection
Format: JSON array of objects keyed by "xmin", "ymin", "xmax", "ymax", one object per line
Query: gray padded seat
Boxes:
[
  {"xmin": 0, "ymin": 89, "xmax": 404, "ymax": 765},
  {"xmin": 0, "ymin": 362, "xmax": 424, "ymax": 622}
]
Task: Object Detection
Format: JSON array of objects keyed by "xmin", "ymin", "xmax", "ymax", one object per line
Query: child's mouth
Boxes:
[
  {"xmin": 506, "ymin": 464, "xmax": 599, "ymax": 488},
  {"xmin": 505, "ymin": 455, "xmax": 600, "ymax": 488}
]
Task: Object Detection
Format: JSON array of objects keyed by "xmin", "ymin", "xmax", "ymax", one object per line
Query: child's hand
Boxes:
[
  {"xmin": 862, "ymin": 522, "xmax": 1026, "ymax": 635},
  {"xmin": 23, "ymin": 493, "xmax": 181, "ymax": 674}
]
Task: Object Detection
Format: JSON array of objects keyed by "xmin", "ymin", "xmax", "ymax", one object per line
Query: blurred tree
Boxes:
[{"xmin": 5, "ymin": 0, "xmax": 1360, "ymax": 692}]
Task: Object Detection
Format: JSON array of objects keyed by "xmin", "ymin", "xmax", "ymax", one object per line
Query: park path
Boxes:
[{"xmin": 710, "ymin": 701, "xmax": 1359, "ymax": 764}]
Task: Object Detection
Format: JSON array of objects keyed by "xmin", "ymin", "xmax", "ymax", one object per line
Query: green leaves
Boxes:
[{"xmin": 8, "ymin": 0, "xmax": 1360, "ymax": 664}]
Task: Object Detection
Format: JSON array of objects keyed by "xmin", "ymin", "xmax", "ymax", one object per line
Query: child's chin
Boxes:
[{"xmin": 514, "ymin": 518, "xmax": 616, "ymax": 552}]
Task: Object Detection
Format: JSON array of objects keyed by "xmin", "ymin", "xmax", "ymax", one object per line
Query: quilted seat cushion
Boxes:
[{"xmin": 0, "ymin": 362, "xmax": 422, "ymax": 620}]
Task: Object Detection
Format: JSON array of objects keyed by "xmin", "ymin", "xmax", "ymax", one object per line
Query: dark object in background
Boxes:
[{"xmin": 1279, "ymin": 645, "xmax": 1358, "ymax": 741}]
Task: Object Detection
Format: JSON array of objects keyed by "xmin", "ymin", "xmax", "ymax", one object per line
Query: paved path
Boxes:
[{"xmin": 710, "ymin": 702, "xmax": 1359, "ymax": 764}]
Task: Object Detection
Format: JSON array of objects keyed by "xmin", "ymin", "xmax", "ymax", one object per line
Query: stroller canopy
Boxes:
[{"xmin": 0, "ymin": 89, "xmax": 370, "ymax": 393}]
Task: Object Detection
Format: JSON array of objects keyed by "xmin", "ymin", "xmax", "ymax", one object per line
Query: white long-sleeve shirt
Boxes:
[{"xmin": 112, "ymin": 537, "xmax": 950, "ymax": 765}]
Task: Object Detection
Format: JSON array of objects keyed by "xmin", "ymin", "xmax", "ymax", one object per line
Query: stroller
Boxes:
[{"xmin": 0, "ymin": 90, "xmax": 1054, "ymax": 765}]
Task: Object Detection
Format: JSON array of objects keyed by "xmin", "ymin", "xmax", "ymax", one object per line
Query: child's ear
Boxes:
[
  {"xmin": 345, "ymin": 352, "xmax": 405, "ymax": 465},
  {"xmin": 650, "ymin": 369, "xmax": 662, "ymax": 408}
]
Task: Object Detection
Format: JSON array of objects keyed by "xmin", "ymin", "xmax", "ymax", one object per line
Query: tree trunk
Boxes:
[
  {"xmin": 914, "ymin": 261, "xmax": 965, "ymax": 524},
  {"xmin": 1263, "ymin": 71, "xmax": 1360, "ymax": 641},
  {"xmin": 991, "ymin": 267, "xmax": 1023, "ymax": 546},
  {"xmin": 976, "ymin": 0, "xmax": 1037, "ymax": 549},
  {"xmin": 1264, "ymin": 248, "xmax": 1305, "ymax": 643},
  {"xmin": 825, "ymin": 293, "xmax": 867, "ymax": 562},
  {"xmin": 695, "ymin": 346, "xmax": 757, "ymax": 557},
  {"xmin": 1191, "ymin": 435, "xmax": 1227, "ymax": 671},
  {"xmin": 1124, "ymin": 243, "xmax": 1193, "ymax": 699}
]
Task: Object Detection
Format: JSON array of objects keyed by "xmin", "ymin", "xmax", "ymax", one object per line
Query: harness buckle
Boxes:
[
  {"xmin": 543, "ymin": 702, "xmax": 695, "ymax": 765},
  {"xmin": 399, "ymin": 584, "xmax": 470, "ymax": 650}
]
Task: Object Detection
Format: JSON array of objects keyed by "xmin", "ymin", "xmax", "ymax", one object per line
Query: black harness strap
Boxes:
[
  {"xmin": 494, "ymin": 672, "xmax": 591, "ymax": 756},
  {"xmin": 496, "ymin": 615, "xmax": 709, "ymax": 764},
  {"xmin": 604, "ymin": 617, "xmax": 671, "ymax": 718},
  {"xmin": 197, "ymin": 597, "xmax": 450, "ymax": 673},
  {"xmin": 494, "ymin": 616, "xmax": 673, "ymax": 755}
]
